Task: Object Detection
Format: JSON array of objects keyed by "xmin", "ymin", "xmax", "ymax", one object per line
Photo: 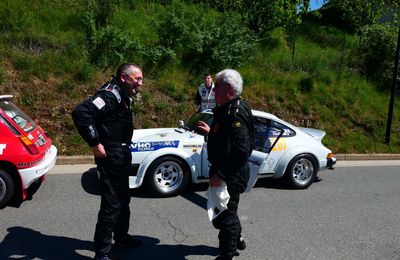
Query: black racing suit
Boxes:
[
  {"xmin": 71, "ymin": 78, "xmax": 134, "ymax": 256},
  {"xmin": 207, "ymin": 96, "xmax": 255, "ymax": 258}
]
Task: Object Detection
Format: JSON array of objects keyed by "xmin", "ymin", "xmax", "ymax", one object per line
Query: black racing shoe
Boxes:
[
  {"xmin": 94, "ymin": 254, "xmax": 113, "ymax": 260},
  {"xmin": 314, "ymin": 176, "xmax": 322, "ymax": 182},
  {"xmin": 114, "ymin": 235, "xmax": 142, "ymax": 249},
  {"xmin": 237, "ymin": 237, "xmax": 246, "ymax": 251}
]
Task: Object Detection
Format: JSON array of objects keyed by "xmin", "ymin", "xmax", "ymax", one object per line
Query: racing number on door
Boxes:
[{"xmin": 270, "ymin": 138, "xmax": 286, "ymax": 151}]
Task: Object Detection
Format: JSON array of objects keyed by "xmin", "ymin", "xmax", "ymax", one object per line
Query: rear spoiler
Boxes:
[
  {"xmin": 298, "ymin": 127, "xmax": 326, "ymax": 142},
  {"xmin": 0, "ymin": 95, "xmax": 13, "ymax": 101}
]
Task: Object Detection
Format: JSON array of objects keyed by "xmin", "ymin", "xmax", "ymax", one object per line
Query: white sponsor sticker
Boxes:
[
  {"xmin": 92, "ymin": 97, "xmax": 106, "ymax": 110},
  {"xmin": 0, "ymin": 144, "xmax": 6, "ymax": 155}
]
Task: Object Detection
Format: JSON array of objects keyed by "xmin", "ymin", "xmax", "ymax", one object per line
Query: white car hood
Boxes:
[
  {"xmin": 131, "ymin": 128, "xmax": 202, "ymax": 152},
  {"xmin": 132, "ymin": 128, "xmax": 199, "ymax": 141}
]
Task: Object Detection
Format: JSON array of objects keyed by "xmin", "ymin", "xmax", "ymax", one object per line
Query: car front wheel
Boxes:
[
  {"xmin": 145, "ymin": 156, "xmax": 190, "ymax": 197},
  {"xmin": 285, "ymin": 154, "xmax": 317, "ymax": 189},
  {"xmin": 0, "ymin": 169, "xmax": 15, "ymax": 208}
]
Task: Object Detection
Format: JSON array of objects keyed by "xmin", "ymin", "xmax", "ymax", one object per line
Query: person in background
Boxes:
[
  {"xmin": 197, "ymin": 69, "xmax": 255, "ymax": 260},
  {"xmin": 72, "ymin": 63, "xmax": 143, "ymax": 260},
  {"xmin": 196, "ymin": 72, "xmax": 216, "ymax": 112}
]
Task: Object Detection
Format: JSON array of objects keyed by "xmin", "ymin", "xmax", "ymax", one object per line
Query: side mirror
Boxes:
[{"xmin": 177, "ymin": 120, "xmax": 184, "ymax": 128}]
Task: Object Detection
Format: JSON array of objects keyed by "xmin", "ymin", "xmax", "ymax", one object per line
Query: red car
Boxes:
[{"xmin": 0, "ymin": 95, "xmax": 57, "ymax": 207}]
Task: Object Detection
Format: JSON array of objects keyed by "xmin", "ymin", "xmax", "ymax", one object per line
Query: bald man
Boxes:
[{"xmin": 72, "ymin": 63, "xmax": 143, "ymax": 260}]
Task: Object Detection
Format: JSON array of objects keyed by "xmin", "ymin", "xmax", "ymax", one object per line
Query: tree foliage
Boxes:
[
  {"xmin": 85, "ymin": 0, "xmax": 127, "ymax": 66},
  {"xmin": 190, "ymin": 0, "xmax": 301, "ymax": 35},
  {"xmin": 358, "ymin": 24, "xmax": 397, "ymax": 87},
  {"xmin": 321, "ymin": 0, "xmax": 400, "ymax": 86},
  {"xmin": 324, "ymin": 0, "xmax": 386, "ymax": 33},
  {"xmin": 244, "ymin": 0, "xmax": 302, "ymax": 34},
  {"xmin": 146, "ymin": 1, "xmax": 256, "ymax": 73}
]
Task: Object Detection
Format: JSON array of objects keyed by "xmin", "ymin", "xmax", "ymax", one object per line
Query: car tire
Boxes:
[
  {"xmin": 285, "ymin": 154, "xmax": 317, "ymax": 189},
  {"xmin": 145, "ymin": 156, "xmax": 190, "ymax": 197},
  {"xmin": 0, "ymin": 169, "xmax": 15, "ymax": 208}
]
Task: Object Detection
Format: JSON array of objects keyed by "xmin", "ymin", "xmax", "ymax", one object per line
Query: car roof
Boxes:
[
  {"xmin": 0, "ymin": 95, "xmax": 13, "ymax": 101},
  {"xmin": 251, "ymin": 110, "xmax": 279, "ymax": 120},
  {"xmin": 201, "ymin": 108, "xmax": 279, "ymax": 121}
]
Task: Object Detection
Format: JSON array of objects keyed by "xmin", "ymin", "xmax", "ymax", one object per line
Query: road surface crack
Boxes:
[{"xmin": 150, "ymin": 208, "xmax": 189, "ymax": 244}]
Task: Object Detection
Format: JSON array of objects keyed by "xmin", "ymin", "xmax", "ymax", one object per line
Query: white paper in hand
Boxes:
[{"xmin": 207, "ymin": 180, "xmax": 230, "ymax": 221}]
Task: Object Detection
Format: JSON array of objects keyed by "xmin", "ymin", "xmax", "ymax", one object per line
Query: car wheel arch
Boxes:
[
  {"xmin": 273, "ymin": 148, "xmax": 320, "ymax": 179},
  {"xmin": 284, "ymin": 153, "xmax": 318, "ymax": 189},
  {"xmin": 135, "ymin": 149, "xmax": 197, "ymax": 185},
  {"xmin": 144, "ymin": 154, "xmax": 192, "ymax": 197},
  {"xmin": 0, "ymin": 161, "xmax": 21, "ymax": 205}
]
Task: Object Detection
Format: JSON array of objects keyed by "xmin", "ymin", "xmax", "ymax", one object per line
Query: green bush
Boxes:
[
  {"xmin": 75, "ymin": 63, "xmax": 95, "ymax": 82},
  {"xmin": 154, "ymin": 1, "xmax": 256, "ymax": 73},
  {"xmin": 358, "ymin": 23, "xmax": 397, "ymax": 88},
  {"xmin": 299, "ymin": 76, "xmax": 314, "ymax": 93},
  {"xmin": 0, "ymin": 65, "xmax": 6, "ymax": 84}
]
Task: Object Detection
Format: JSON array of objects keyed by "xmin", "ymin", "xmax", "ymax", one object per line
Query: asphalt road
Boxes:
[{"xmin": 1, "ymin": 162, "xmax": 400, "ymax": 260}]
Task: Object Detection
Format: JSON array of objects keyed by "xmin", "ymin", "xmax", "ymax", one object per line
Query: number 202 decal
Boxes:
[{"xmin": 270, "ymin": 139, "xmax": 287, "ymax": 151}]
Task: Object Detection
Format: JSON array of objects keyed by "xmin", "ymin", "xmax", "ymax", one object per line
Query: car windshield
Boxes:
[
  {"xmin": 0, "ymin": 100, "xmax": 36, "ymax": 132},
  {"xmin": 183, "ymin": 112, "xmax": 213, "ymax": 135}
]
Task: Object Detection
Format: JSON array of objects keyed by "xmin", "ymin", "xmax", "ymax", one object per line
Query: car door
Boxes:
[
  {"xmin": 246, "ymin": 117, "xmax": 286, "ymax": 191},
  {"xmin": 201, "ymin": 140, "xmax": 210, "ymax": 178}
]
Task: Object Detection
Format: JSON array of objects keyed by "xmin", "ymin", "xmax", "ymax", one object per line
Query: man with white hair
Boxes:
[{"xmin": 197, "ymin": 69, "xmax": 255, "ymax": 260}]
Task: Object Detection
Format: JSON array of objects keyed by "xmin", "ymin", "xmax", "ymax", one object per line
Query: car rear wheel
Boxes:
[
  {"xmin": 285, "ymin": 154, "xmax": 317, "ymax": 189},
  {"xmin": 145, "ymin": 156, "xmax": 189, "ymax": 197},
  {"xmin": 0, "ymin": 169, "xmax": 15, "ymax": 208}
]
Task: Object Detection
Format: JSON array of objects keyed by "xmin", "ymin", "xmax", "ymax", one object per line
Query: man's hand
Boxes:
[
  {"xmin": 197, "ymin": 121, "xmax": 210, "ymax": 134},
  {"xmin": 92, "ymin": 144, "xmax": 106, "ymax": 158},
  {"xmin": 209, "ymin": 174, "xmax": 222, "ymax": 187}
]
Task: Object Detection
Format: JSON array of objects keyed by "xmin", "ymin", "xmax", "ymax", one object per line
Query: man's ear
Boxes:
[
  {"xmin": 120, "ymin": 73, "xmax": 127, "ymax": 83},
  {"xmin": 226, "ymin": 84, "xmax": 235, "ymax": 99}
]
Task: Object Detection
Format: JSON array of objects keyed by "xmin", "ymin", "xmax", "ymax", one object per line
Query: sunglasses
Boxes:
[{"xmin": 123, "ymin": 73, "xmax": 143, "ymax": 82}]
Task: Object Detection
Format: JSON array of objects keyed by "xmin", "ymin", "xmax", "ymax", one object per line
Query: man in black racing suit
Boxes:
[
  {"xmin": 72, "ymin": 63, "xmax": 143, "ymax": 260},
  {"xmin": 197, "ymin": 69, "xmax": 255, "ymax": 260}
]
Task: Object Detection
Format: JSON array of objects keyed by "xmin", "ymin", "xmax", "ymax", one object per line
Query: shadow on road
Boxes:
[
  {"xmin": 80, "ymin": 167, "xmax": 154, "ymax": 198},
  {"xmin": 80, "ymin": 166, "xmax": 314, "ymax": 201},
  {"xmin": 180, "ymin": 183, "xmax": 208, "ymax": 210},
  {"xmin": 0, "ymin": 226, "xmax": 92, "ymax": 259},
  {"xmin": 81, "ymin": 167, "xmax": 100, "ymax": 195},
  {"xmin": 254, "ymin": 176, "xmax": 323, "ymax": 190},
  {"xmin": 0, "ymin": 227, "xmax": 218, "ymax": 260},
  {"xmin": 112, "ymin": 235, "xmax": 218, "ymax": 260}
]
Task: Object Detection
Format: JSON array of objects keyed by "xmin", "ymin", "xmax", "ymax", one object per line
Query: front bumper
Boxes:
[{"xmin": 19, "ymin": 145, "xmax": 58, "ymax": 189}]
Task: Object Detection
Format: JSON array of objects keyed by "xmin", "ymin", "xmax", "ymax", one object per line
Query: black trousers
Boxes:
[
  {"xmin": 94, "ymin": 146, "xmax": 132, "ymax": 255},
  {"xmin": 212, "ymin": 183, "xmax": 242, "ymax": 258}
]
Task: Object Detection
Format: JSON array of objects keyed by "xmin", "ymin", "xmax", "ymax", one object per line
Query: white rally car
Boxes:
[{"xmin": 129, "ymin": 110, "xmax": 336, "ymax": 197}]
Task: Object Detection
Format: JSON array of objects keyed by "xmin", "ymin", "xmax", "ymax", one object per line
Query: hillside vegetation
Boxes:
[{"xmin": 0, "ymin": 0, "xmax": 400, "ymax": 155}]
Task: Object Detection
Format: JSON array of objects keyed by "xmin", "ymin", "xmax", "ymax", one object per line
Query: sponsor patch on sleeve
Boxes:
[
  {"xmin": 232, "ymin": 121, "xmax": 241, "ymax": 128},
  {"xmin": 92, "ymin": 97, "xmax": 106, "ymax": 110},
  {"xmin": 105, "ymin": 84, "xmax": 121, "ymax": 103}
]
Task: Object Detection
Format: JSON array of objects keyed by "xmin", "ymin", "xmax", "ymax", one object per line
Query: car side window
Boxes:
[
  {"xmin": 270, "ymin": 120, "xmax": 295, "ymax": 137},
  {"xmin": 254, "ymin": 117, "xmax": 295, "ymax": 153},
  {"xmin": 0, "ymin": 101, "xmax": 36, "ymax": 132},
  {"xmin": 0, "ymin": 114, "xmax": 20, "ymax": 135},
  {"xmin": 254, "ymin": 121, "xmax": 272, "ymax": 153}
]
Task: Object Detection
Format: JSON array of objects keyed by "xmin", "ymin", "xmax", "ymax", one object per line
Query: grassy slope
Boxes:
[{"xmin": 0, "ymin": 1, "xmax": 399, "ymax": 155}]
